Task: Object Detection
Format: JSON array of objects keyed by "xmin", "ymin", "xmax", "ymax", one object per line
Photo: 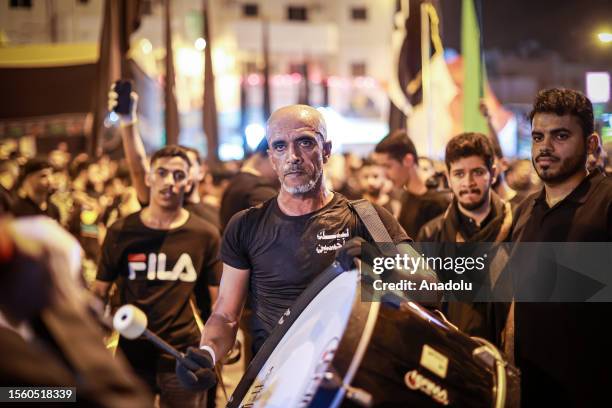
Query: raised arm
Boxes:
[{"xmin": 108, "ymin": 89, "xmax": 150, "ymax": 204}]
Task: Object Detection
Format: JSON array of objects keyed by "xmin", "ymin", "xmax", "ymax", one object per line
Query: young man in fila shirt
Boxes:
[{"xmin": 92, "ymin": 146, "xmax": 221, "ymax": 408}]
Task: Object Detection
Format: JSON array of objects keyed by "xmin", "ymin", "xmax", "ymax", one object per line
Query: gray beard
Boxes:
[{"xmin": 282, "ymin": 170, "xmax": 321, "ymax": 195}]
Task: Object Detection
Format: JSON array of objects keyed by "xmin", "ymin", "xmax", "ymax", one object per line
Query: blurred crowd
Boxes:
[
  {"xmin": 0, "ymin": 140, "xmax": 552, "ymax": 262},
  {"xmin": 1, "ymin": 87, "xmax": 611, "ymax": 407}
]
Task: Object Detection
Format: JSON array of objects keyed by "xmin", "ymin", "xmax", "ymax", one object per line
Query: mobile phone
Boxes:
[{"xmin": 113, "ymin": 80, "xmax": 133, "ymax": 115}]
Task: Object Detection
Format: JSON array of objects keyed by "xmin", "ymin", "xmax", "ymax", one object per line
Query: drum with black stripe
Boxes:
[{"xmin": 227, "ymin": 262, "xmax": 519, "ymax": 408}]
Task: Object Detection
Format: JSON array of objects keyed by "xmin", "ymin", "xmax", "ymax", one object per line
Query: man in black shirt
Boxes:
[
  {"xmin": 11, "ymin": 158, "xmax": 60, "ymax": 222},
  {"xmin": 175, "ymin": 104, "xmax": 438, "ymax": 392},
  {"xmin": 374, "ymin": 129, "xmax": 450, "ymax": 237},
  {"xmin": 511, "ymin": 88, "xmax": 612, "ymax": 407},
  {"xmin": 182, "ymin": 146, "xmax": 222, "ymax": 230},
  {"xmin": 109, "ymin": 89, "xmax": 221, "ymax": 231},
  {"xmin": 219, "ymin": 138, "xmax": 278, "ymax": 231},
  {"xmin": 418, "ymin": 132, "xmax": 512, "ymax": 345},
  {"xmin": 92, "ymin": 146, "xmax": 221, "ymax": 408}
]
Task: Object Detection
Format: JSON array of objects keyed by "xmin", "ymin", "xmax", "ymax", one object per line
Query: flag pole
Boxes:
[
  {"xmin": 202, "ymin": 0, "xmax": 219, "ymax": 162},
  {"xmin": 164, "ymin": 0, "xmax": 179, "ymax": 145},
  {"xmin": 420, "ymin": 2, "xmax": 433, "ymax": 158}
]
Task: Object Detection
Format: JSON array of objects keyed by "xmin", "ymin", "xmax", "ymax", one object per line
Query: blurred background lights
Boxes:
[
  {"xmin": 140, "ymin": 38, "xmax": 152, "ymax": 54},
  {"xmin": 597, "ymin": 32, "xmax": 612, "ymax": 43},
  {"xmin": 586, "ymin": 72, "xmax": 611, "ymax": 103},
  {"xmin": 176, "ymin": 48, "xmax": 203, "ymax": 77},
  {"xmin": 245, "ymin": 123, "xmax": 266, "ymax": 150},
  {"xmin": 219, "ymin": 143, "xmax": 244, "ymax": 161},
  {"xmin": 194, "ymin": 37, "xmax": 206, "ymax": 51}
]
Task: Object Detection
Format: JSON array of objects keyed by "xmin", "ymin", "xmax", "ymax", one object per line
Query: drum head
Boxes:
[{"xmin": 229, "ymin": 263, "xmax": 360, "ymax": 408}]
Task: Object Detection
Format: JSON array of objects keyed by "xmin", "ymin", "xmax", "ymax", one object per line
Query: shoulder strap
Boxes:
[{"xmin": 349, "ymin": 199, "xmax": 398, "ymax": 256}]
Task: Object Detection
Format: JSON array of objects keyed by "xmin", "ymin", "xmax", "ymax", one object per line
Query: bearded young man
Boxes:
[
  {"xmin": 175, "ymin": 104, "xmax": 439, "ymax": 391},
  {"xmin": 417, "ymin": 133, "xmax": 512, "ymax": 345},
  {"xmin": 510, "ymin": 88, "xmax": 612, "ymax": 407}
]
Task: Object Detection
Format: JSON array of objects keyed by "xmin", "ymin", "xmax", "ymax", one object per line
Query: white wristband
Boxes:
[{"xmin": 199, "ymin": 345, "xmax": 216, "ymax": 365}]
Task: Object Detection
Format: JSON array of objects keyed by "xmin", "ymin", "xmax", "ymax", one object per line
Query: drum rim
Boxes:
[{"xmin": 228, "ymin": 261, "xmax": 349, "ymax": 407}]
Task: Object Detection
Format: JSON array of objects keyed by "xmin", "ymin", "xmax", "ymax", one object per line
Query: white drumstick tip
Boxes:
[{"xmin": 113, "ymin": 304, "xmax": 148, "ymax": 339}]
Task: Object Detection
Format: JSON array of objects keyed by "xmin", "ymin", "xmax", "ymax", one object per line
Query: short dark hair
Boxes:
[
  {"xmin": 208, "ymin": 163, "xmax": 236, "ymax": 185},
  {"xmin": 360, "ymin": 157, "xmax": 375, "ymax": 168},
  {"xmin": 445, "ymin": 132, "xmax": 495, "ymax": 172},
  {"xmin": 374, "ymin": 129, "xmax": 418, "ymax": 163},
  {"xmin": 150, "ymin": 145, "xmax": 191, "ymax": 168},
  {"xmin": 181, "ymin": 146, "xmax": 202, "ymax": 165},
  {"xmin": 529, "ymin": 88, "xmax": 594, "ymax": 137},
  {"xmin": 17, "ymin": 157, "xmax": 52, "ymax": 187}
]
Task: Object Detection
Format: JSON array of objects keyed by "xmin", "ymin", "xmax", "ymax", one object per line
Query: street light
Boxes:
[{"xmin": 598, "ymin": 32, "xmax": 612, "ymax": 43}]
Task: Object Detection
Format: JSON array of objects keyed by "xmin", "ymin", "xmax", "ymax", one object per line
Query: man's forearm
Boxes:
[
  {"xmin": 120, "ymin": 124, "xmax": 150, "ymax": 204},
  {"xmin": 200, "ymin": 312, "xmax": 240, "ymax": 363}
]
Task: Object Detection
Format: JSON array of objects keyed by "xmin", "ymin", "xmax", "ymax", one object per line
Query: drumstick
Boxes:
[{"xmin": 113, "ymin": 304, "xmax": 200, "ymax": 372}]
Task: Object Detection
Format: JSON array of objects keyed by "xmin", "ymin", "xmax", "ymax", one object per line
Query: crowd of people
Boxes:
[{"xmin": 1, "ymin": 87, "xmax": 611, "ymax": 407}]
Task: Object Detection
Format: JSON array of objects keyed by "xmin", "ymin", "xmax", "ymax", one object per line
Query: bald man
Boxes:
[{"xmin": 176, "ymin": 105, "xmax": 436, "ymax": 391}]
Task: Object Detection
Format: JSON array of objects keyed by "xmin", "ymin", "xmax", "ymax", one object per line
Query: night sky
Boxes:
[{"xmin": 440, "ymin": 0, "xmax": 612, "ymax": 67}]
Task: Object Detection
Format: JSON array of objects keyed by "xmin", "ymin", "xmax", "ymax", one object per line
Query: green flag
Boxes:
[{"xmin": 461, "ymin": 0, "xmax": 488, "ymax": 133}]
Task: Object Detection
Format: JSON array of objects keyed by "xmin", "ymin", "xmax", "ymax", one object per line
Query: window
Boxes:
[
  {"xmin": 351, "ymin": 62, "xmax": 367, "ymax": 77},
  {"xmin": 351, "ymin": 7, "xmax": 367, "ymax": 21},
  {"xmin": 10, "ymin": 0, "xmax": 32, "ymax": 8},
  {"xmin": 287, "ymin": 6, "xmax": 307, "ymax": 21},
  {"xmin": 243, "ymin": 3, "xmax": 258, "ymax": 17}
]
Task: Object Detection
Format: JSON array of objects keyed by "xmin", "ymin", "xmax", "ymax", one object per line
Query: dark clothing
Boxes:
[
  {"xmin": 185, "ymin": 201, "xmax": 221, "ymax": 232},
  {"xmin": 511, "ymin": 171, "xmax": 612, "ymax": 407},
  {"xmin": 97, "ymin": 212, "xmax": 221, "ymax": 374},
  {"xmin": 0, "ymin": 185, "xmax": 13, "ymax": 215},
  {"xmin": 219, "ymin": 172, "xmax": 278, "ymax": 231},
  {"xmin": 508, "ymin": 190, "xmax": 528, "ymax": 211},
  {"xmin": 67, "ymin": 201, "xmax": 102, "ymax": 261},
  {"xmin": 222, "ymin": 193, "xmax": 409, "ymax": 352},
  {"xmin": 138, "ymin": 198, "xmax": 221, "ymax": 232},
  {"xmin": 335, "ymin": 182, "xmax": 362, "ymax": 200},
  {"xmin": 11, "ymin": 195, "xmax": 60, "ymax": 221},
  {"xmin": 0, "ymin": 302, "xmax": 151, "ymax": 407},
  {"xmin": 456, "ymin": 203, "xmax": 497, "ymax": 240},
  {"xmin": 418, "ymin": 193, "xmax": 512, "ymax": 244},
  {"xmin": 417, "ymin": 193, "xmax": 513, "ymax": 345},
  {"xmin": 398, "ymin": 189, "xmax": 450, "ymax": 238}
]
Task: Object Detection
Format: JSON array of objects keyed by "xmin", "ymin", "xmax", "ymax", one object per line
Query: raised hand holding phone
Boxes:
[{"xmin": 108, "ymin": 80, "xmax": 137, "ymax": 126}]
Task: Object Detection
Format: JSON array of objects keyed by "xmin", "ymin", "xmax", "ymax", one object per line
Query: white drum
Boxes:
[{"xmin": 228, "ymin": 262, "xmax": 519, "ymax": 408}]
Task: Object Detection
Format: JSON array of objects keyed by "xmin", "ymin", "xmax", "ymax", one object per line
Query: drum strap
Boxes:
[{"xmin": 349, "ymin": 199, "xmax": 399, "ymax": 256}]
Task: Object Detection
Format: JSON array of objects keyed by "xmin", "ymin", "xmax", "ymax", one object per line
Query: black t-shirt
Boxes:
[
  {"xmin": 511, "ymin": 171, "xmax": 612, "ymax": 407},
  {"xmin": 138, "ymin": 198, "xmax": 222, "ymax": 231},
  {"xmin": 11, "ymin": 196, "xmax": 60, "ymax": 221},
  {"xmin": 456, "ymin": 201, "xmax": 497, "ymax": 240},
  {"xmin": 220, "ymin": 172, "xmax": 278, "ymax": 231},
  {"xmin": 185, "ymin": 201, "xmax": 221, "ymax": 231},
  {"xmin": 222, "ymin": 193, "xmax": 409, "ymax": 351},
  {"xmin": 97, "ymin": 211, "xmax": 222, "ymax": 372},
  {"xmin": 398, "ymin": 189, "xmax": 450, "ymax": 238}
]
